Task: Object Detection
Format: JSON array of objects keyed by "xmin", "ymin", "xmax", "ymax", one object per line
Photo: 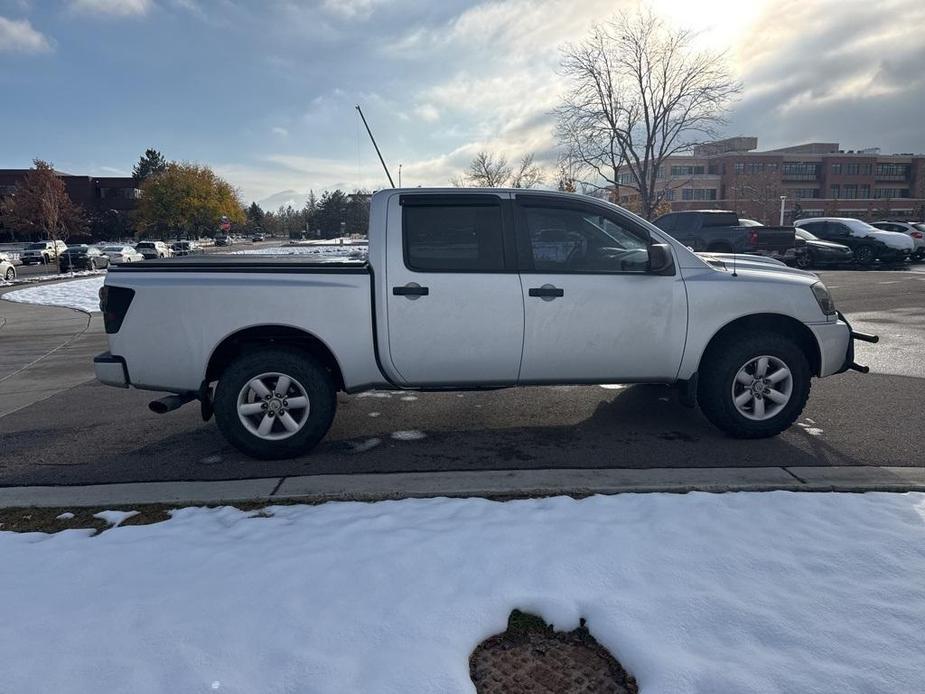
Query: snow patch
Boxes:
[
  {"xmin": 599, "ymin": 384, "xmax": 627, "ymax": 390},
  {"xmin": 93, "ymin": 510, "xmax": 139, "ymax": 527},
  {"xmin": 231, "ymin": 245, "xmax": 367, "ymax": 258},
  {"xmin": 1, "ymin": 493, "xmax": 925, "ymax": 693},
  {"xmin": 348, "ymin": 438, "xmax": 382, "ymax": 453},
  {"xmin": 391, "ymin": 430, "xmax": 426, "ymax": 441},
  {"xmin": 400, "ymin": 395, "xmax": 418, "ymax": 401},
  {"xmin": 55, "ymin": 512, "xmax": 75, "ymax": 521},
  {"xmin": 797, "ymin": 422, "xmax": 825, "ymax": 436},
  {"xmin": 2, "ymin": 276, "xmax": 105, "ymax": 313},
  {"xmin": 368, "ymin": 412, "xmax": 382, "ymax": 418}
]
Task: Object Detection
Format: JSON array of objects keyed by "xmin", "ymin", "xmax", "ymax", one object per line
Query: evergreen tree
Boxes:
[
  {"xmin": 132, "ymin": 148, "xmax": 168, "ymax": 182},
  {"xmin": 315, "ymin": 190, "xmax": 349, "ymax": 238}
]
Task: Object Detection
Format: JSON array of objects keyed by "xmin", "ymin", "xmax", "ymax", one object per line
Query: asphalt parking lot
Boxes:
[{"xmin": 1, "ymin": 266, "xmax": 923, "ymax": 486}]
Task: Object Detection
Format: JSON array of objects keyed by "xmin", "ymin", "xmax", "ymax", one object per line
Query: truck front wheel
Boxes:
[
  {"xmin": 213, "ymin": 348, "xmax": 336, "ymax": 460},
  {"xmin": 697, "ymin": 332, "xmax": 811, "ymax": 439}
]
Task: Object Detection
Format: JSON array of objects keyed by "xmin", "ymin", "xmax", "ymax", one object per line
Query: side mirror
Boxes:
[{"xmin": 647, "ymin": 243, "xmax": 675, "ymax": 275}]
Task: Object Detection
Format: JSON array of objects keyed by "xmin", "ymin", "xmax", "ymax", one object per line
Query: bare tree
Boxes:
[
  {"xmin": 452, "ymin": 151, "xmax": 545, "ymax": 188},
  {"xmin": 451, "ymin": 151, "xmax": 512, "ymax": 187},
  {"xmin": 729, "ymin": 168, "xmax": 786, "ymax": 224},
  {"xmin": 510, "ymin": 153, "xmax": 544, "ymax": 189},
  {"xmin": 556, "ymin": 7, "xmax": 741, "ymax": 219}
]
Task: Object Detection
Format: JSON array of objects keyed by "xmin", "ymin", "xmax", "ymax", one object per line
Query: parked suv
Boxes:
[
  {"xmin": 794, "ymin": 218, "xmax": 914, "ymax": 265},
  {"xmin": 21, "ymin": 240, "xmax": 68, "ymax": 265},
  {"xmin": 871, "ymin": 221, "xmax": 925, "ymax": 261},
  {"xmin": 135, "ymin": 241, "xmax": 172, "ymax": 259}
]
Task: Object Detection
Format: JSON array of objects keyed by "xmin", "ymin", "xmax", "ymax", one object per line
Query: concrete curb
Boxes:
[{"xmin": 1, "ymin": 466, "xmax": 924, "ymax": 508}]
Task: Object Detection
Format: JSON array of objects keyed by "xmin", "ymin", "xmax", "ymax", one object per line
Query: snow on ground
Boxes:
[
  {"xmin": 0, "ymin": 268, "xmax": 104, "ymax": 288},
  {"xmin": 231, "ymin": 244, "xmax": 367, "ymax": 258},
  {"xmin": 2, "ymin": 276, "xmax": 104, "ymax": 313},
  {"xmin": 2, "ymin": 492, "xmax": 924, "ymax": 693}
]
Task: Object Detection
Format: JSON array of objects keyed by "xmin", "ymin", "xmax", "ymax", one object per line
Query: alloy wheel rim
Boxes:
[
  {"xmin": 237, "ymin": 372, "xmax": 310, "ymax": 440},
  {"xmin": 731, "ymin": 355, "xmax": 793, "ymax": 421}
]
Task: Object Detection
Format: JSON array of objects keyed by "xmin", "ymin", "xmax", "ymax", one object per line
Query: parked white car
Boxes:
[
  {"xmin": 135, "ymin": 241, "xmax": 172, "ymax": 259},
  {"xmin": 21, "ymin": 239, "xmax": 68, "ymax": 265},
  {"xmin": 101, "ymin": 245, "xmax": 144, "ymax": 264},
  {"xmin": 871, "ymin": 221, "xmax": 925, "ymax": 261},
  {"xmin": 1, "ymin": 254, "xmax": 16, "ymax": 281},
  {"xmin": 96, "ymin": 189, "xmax": 876, "ymax": 460},
  {"xmin": 794, "ymin": 218, "xmax": 914, "ymax": 265}
]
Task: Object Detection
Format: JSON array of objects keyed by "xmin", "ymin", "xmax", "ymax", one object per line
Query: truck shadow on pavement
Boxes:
[{"xmin": 0, "ymin": 373, "xmax": 915, "ymax": 486}]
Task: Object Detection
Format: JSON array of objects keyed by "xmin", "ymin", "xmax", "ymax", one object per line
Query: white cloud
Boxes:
[
  {"xmin": 413, "ymin": 104, "xmax": 439, "ymax": 123},
  {"xmin": 271, "ymin": 126, "xmax": 289, "ymax": 137},
  {"xmin": 70, "ymin": 0, "xmax": 153, "ymax": 18},
  {"xmin": 0, "ymin": 16, "xmax": 52, "ymax": 53}
]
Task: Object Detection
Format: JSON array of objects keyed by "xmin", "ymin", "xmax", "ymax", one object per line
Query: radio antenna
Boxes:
[{"xmin": 355, "ymin": 105, "xmax": 395, "ymax": 188}]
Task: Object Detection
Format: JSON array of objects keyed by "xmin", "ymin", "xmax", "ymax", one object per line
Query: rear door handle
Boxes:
[
  {"xmin": 528, "ymin": 285, "xmax": 564, "ymax": 299},
  {"xmin": 393, "ymin": 284, "xmax": 429, "ymax": 297}
]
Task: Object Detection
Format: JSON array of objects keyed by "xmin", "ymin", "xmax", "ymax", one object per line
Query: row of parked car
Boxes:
[
  {"xmin": 2, "ymin": 239, "xmax": 209, "ymax": 277},
  {"xmin": 652, "ymin": 210, "xmax": 923, "ymax": 269}
]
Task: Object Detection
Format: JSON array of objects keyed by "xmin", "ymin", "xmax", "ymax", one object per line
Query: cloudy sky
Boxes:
[{"xmin": 1, "ymin": 0, "xmax": 923, "ymax": 207}]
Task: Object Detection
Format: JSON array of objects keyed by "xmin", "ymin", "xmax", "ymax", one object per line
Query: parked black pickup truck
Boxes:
[{"xmin": 653, "ymin": 210, "xmax": 796, "ymax": 260}]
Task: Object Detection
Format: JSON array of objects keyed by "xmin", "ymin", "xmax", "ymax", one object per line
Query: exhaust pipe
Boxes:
[
  {"xmin": 149, "ymin": 392, "xmax": 196, "ymax": 414},
  {"xmin": 848, "ymin": 362, "xmax": 870, "ymax": 374}
]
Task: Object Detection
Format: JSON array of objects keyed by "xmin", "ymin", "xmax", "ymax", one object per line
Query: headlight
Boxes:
[{"xmin": 811, "ymin": 281, "xmax": 836, "ymax": 316}]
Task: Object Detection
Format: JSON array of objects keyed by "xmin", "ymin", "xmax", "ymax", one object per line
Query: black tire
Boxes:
[
  {"xmin": 213, "ymin": 348, "xmax": 336, "ymax": 460},
  {"xmin": 854, "ymin": 245, "xmax": 876, "ymax": 266},
  {"xmin": 697, "ymin": 331, "xmax": 811, "ymax": 439},
  {"xmin": 795, "ymin": 251, "xmax": 812, "ymax": 269},
  {"xmin": 4, "ymin": 267, "xmax": 14, "ymax": 280}
]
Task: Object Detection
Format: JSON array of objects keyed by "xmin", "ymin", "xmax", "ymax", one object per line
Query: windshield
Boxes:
[
  {"xmin": 65, "ymin": 248, "xmax": 88, "ymax": 254},
  {"xmin": 914, "ymin": 224, "xmax": 925, "ymax": 233},
  {"xmin": 795, "ymin": 228, "xmax": 817, "ymax": 241},
  {"xmin": 137, "ymin": 243, "xmax": 154, "ymax": 248},
  {"xmin": 25, "ymin": 243, "xmax": 48, "ymax": 250},
  {"xmin": 103, "ymin": 246, "xmax": 124, "ymax": 252}
]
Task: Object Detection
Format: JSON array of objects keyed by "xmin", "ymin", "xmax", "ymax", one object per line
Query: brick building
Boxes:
[
  {"xmin": 0, "ymin": 169, "xmax": 140, "ymax": 240},
  {"xmin": 614, "ymin": 138, "xmax": 925, "ymax": 223}
]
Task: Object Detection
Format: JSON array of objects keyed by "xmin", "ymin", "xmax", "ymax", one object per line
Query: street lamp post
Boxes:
[{"xmin": 779, "ymin": 195, "xmax": 787, "ymax": 226}]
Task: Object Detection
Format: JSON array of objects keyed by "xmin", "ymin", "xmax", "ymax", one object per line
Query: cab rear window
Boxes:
[{"xmin": 402, "ymin": 198, "xmax": 505, "ymax": 272}]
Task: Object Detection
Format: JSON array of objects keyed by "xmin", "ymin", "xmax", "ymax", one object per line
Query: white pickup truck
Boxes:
[{"xmin": 95, "ymin": 189, "xmax": 876, "ymax": 459}]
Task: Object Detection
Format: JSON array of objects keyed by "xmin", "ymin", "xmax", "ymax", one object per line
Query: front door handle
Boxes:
[
  {"xmin": 528, "ymin": 285, "xmax": 564, "ymax": 299},
  {"xmin": 393, "ymin": 283, "xmax": 429, "ymax": 297}
]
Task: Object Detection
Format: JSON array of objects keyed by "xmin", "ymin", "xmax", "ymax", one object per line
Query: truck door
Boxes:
[
  {"xmin": 383, "ymin": 193, "xmax": 525, "ymax": 386},
  {"xmin": 513, "ymin": 194, "xmax": 687, "ymax": 383}
]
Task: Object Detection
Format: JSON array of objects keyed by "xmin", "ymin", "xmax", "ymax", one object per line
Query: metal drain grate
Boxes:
[{"xmin": 470, "ymin": 611, "xmax": 637, "ymax": 694}]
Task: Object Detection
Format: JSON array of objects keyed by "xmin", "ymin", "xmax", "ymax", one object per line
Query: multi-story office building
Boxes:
[{"xmin": 615, "ymin": 138, "xmax": 925, "ymax": 223}]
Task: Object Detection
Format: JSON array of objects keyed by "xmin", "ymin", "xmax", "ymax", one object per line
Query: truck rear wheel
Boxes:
[
  {"xmin": 697, "ymin": 332, "xmax": 811, "ymax": 439},
  {"xmin": 213, "ymin": 348, "xmax": 336, "ymax": 460}
]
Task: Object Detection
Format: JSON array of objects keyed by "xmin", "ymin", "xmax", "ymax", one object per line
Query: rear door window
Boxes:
[{"xmin": 402, "ymin": 199, "xmax": 505, "ymax": 272}]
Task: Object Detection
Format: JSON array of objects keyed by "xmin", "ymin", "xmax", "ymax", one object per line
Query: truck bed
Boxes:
[{"xmin": 109, "ymin": 255, "xmax": 369, "ymax": 273}]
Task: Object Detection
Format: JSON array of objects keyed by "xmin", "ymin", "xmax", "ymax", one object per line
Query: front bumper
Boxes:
[{"xmin": 94, "ymin": 352, "xmax": 130, "ymax": 388}]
